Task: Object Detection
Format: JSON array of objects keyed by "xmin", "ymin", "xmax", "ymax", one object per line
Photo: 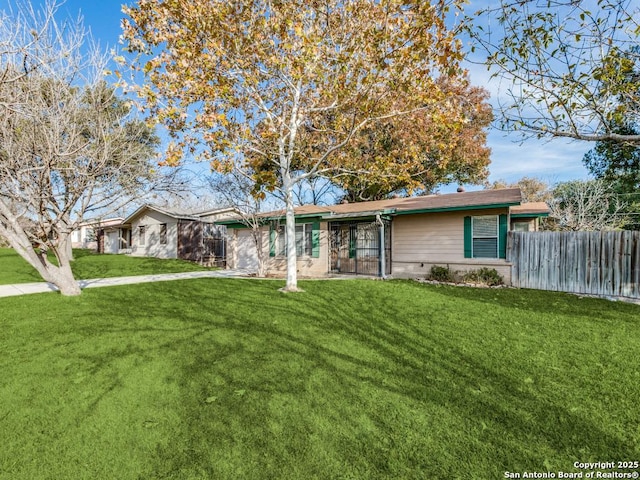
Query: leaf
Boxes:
[
  {"xmin": 142, "ymin": 420, "xmax": 159, "ymax": 428},
  {"xmin": 205, "ymin": 396, "xmax": 218, "ymax": 403}
]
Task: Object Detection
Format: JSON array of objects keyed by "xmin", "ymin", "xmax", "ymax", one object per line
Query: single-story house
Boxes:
[
  {"xmin": 97, "ymin": 205, "xmax": 237, "ymax": 264},
  {"xmin": 219, "ymin": 188, "xmax": 549, "ymax": 284},
  {"xmin": 71, "ymin": 217, "xmax": 124, "ymax": 250}
]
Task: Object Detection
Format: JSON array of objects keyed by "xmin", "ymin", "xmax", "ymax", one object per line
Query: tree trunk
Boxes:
[
  {"xmin": 50, "ymin": 263, "xmax": 82, "ymax": 296},
  {"xmin": 63, "ymin": 234, "xmax": 74, "ymax": 261},
  {"xmin": 252, "ymin": 227, "xmax": 266, "ymax": 278},
  {"xmin": 8, "ymin": 237, "xmax": 82, "ymax": 296},
  {"xmin": 281, "ymin": 174, "xmax": 300, "ymax": 292}
]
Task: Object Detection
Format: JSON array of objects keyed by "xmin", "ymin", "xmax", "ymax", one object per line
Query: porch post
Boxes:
[{"xmin": 377, "ymin": 214, "xmax": 386, "ymax": 279}]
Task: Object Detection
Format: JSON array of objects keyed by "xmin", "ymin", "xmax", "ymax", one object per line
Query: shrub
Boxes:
[
  {"xmin": 463, "ymin": 268, "xmax": 503, "ymax": 286},
  {"xmin": 429, "ymin": 265, "xmax": 455, "ymax": 283}
]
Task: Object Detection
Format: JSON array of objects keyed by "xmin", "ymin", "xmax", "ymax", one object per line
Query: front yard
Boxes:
[
  {"xmin": 0, "ymin": 278, "xmax": 638, "ymax": 479},
  {"xmin": 0, "ymin": 248, "xmax": 213, "ymax": 285}
]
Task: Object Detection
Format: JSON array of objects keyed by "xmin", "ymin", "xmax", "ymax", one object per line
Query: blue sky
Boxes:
[{"xmin": 1, "ymin": 0, "xmax": 593, "ymax": 192}]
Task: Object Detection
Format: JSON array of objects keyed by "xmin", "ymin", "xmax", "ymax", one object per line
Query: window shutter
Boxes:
[
  {"xmin": 311, "ymin": 222, "xmax": 320, "ymax": 258},
  {"xmin": 269, "ymin": 225, "xmax": 276, "ymax": 257},
  {"xmin": 463, "ymin": 216, "xmax": 472, "ymax": 258},
  {"xmin": 499, "ymin": 214, "xmax": 508, "ymax": 259}
]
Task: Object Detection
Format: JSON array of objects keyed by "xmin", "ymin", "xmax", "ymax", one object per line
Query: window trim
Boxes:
[
  {"xmin": 464, "ymin": 214, "xmax": 508, "ymax": 259},
  {"xmin": 471, "ymin": 215, "xmax": 499, "ymax": 258}
]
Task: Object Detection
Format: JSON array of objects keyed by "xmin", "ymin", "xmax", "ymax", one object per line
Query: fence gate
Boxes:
[
  {"xmin": 508, "ymin": 231, "xmax": 640, "ymax": 299},
  {"xmin": 329, "ymin": 220, "xmax": 391, "ymax": 276}
]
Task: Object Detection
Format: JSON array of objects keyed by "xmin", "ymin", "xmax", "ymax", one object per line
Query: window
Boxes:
[
  {"xmin": 139, "ymin": 225, "xmax": 146, "ymax": 246},
  {"xmin": 271, "ymin": 222, "xmax": 319, "ymax": 258},
  {"xmin": 472, "ymin": 216, "xmax": 498, "ymax": 258},
  {"xmin": 85, "ymin": 228, "xmax": 96, "ymax": 242},
  {"xmin": 203, "ymin": 223, "xmax": 225, "ymax": 239},
  {"xmin": 513, "ymin": 221, "xmax": 530, "ymax": 232},
  {"xmin": 464, "ymin": 214, "xmax": 507, "ymax": 259},
  {"xmin": 159, "ymin": 224, "xmax": 167, "ymax": 245}
]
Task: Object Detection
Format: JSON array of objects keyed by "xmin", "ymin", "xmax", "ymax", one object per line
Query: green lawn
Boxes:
[
  {"xmin": 0, "ymin": 248, "xmax": 212, "ymax": 285},
  {"xmin": 0, "ymin": 279, "xmax": 638, "ymax": 479}
]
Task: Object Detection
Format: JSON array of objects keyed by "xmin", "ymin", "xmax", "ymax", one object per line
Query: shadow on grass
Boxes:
[
  {"xmin": 73, "ymin": 279, "xmax": 639, "ymax": 479},
  {"xmin": 6, "ymin": 279, "xmax": 632, "ymax": 478},
  {"xmin": 413, "ymin": 279, "xmax": 640, "ymax": 321}
]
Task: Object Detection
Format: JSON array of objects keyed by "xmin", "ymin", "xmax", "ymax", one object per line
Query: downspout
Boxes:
[{"xmin": 376, "ymin": 214, "xmax": 386, "ymax": 279}]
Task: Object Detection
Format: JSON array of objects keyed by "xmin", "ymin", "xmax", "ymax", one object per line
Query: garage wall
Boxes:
[{"xmin": 229, "ymin": 223, "xmax": 329, "ymax": 277}]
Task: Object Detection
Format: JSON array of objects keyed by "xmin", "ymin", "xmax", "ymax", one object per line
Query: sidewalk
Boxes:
[{"xmin": 0, "ymin": 269, "xmax": 255, "ymax": 298}]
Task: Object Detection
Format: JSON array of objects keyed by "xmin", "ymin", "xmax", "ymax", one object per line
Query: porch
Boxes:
[{"xmin": 329, "ymin": 219, "xmax": 391, "ymax": 277}]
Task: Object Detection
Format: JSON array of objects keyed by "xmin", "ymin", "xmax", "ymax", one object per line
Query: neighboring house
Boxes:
[
  {"xmin": 71, "ymin": 218, "xmax": 124, "ymax": 250},
  {"xmin": 97, "ymin": 205, "xmax": 237, "ymax": 265},
  {"xmin": 220, "ymin": 188, "xmax": 550, "ymax": 284}
]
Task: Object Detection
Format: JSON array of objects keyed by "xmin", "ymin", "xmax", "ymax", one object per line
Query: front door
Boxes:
[
  {"xmin": 329, "ymin": 220, "xmax": 391, "ymax": 276},
  {"xmin": 106, "ymin": 231, "xmax": 119, "ymax": 254}
]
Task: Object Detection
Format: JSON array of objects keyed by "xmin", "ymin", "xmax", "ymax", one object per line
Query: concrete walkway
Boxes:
[{"xmin": 0, "ymin": 269, "xmax": 256, "ymax": 298}]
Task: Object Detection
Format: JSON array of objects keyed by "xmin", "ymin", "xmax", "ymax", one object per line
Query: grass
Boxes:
[
  {"xmin": 0, "ymin": 248, "xmax": 212, "ymax": 285},
  {"xmin": 0, "ymin": 278, "xmax": 638, "ymax": 479}
]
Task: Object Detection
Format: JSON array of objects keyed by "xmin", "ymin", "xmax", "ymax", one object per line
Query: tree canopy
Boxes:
[
  {"xmin": 122, "ymin": 0, "xmax": 479, "ymax": 291},
  {"xmin": 332, "ymin": 79, "xmax": 493, "ymax": 202}
]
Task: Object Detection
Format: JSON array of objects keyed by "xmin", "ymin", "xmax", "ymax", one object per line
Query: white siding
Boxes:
[{"xmin": 130, "ymin": 211, "xmax": 178, "ymax": 259}]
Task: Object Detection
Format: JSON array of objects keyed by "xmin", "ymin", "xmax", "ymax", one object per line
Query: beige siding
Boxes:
[
  {"xmin": 130, "ymin": 211, "xmax": 178, "ymax": 259},
  {"xmin": 391, "ymin": 209, "xmax": 512, "ymax": 283},
  {"xmin": 228, "ymin": 222, "xmax": 329, "ymax": 277}
]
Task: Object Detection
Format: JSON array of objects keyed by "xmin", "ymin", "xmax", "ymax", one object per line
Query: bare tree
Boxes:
[
  {"xmin": 468, "ymin": 0, "xmax": 640, "ymax": 144},
  {"xmin": 208, "ymin": 171, "xmax": 271, "ymax": 277},
  {"xmin": 549, "ymin": 179, "xmax": 627, "ymax": 231},
  {"xmin": 0, "ymin": 1, "xmax": 171, "ymax": 295}
]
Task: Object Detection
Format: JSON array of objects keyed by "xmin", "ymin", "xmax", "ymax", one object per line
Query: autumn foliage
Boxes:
[{"xmin": 122, "ymin": 0, "xmax": 484, "ymax": 290}]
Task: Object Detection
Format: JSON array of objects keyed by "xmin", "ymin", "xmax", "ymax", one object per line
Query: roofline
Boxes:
[
  {"xmin": 194, "ymin": 207, "xmax": 239, "ymax": 217},
  {"xmin": 260, "ymin": 212, "xmax": 327, "ymax": 222},
  {"xmin": 511, "ymin": 212, "xmax": 550, "ymax": 218},
  {"xmin": 392, "ymin": 202, "xmax": 520, "ymax": 216},
  {"xmin": 123, "ymin": 204, "xmax": 200, "ymax": 224},
  {"xmin": 225, "ymin": 201, "xmax": 521, "ymax": 223},
  {"xmin": 321, "ymin": 209, "xmax": 396, "ymax": 220}
]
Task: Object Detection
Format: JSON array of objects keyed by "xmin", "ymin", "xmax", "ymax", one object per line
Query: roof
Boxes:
[
  {"xmin": 220, "ymin": 188, "xmax": 524, "ymax": 224},
  {"xmin": 75, "ymin": 217, "xmax": 124, "ymax": 227},
  {"xmin": 194, "ymin": 207, "xmax": 239, "ymax": 217},
  {"xmin": 328, "ymin": 188, "xmax": 522, "ymax": 216},
  {"xmin": 123, "ymin": 204, "xmax": 238, "ymax": 224},
  {"xmin": 510, "ymin": 202, "xmax": 551, "ymax": 217}
]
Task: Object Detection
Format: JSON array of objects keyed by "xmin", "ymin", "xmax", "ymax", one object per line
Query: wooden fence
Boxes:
[{"xmin": 508, "ymin": 231, "xmax": 640, "ymax": 299}]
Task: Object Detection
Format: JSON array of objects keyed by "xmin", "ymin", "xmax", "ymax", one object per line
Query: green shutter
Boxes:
[
  {"xmin": 463, "ymin": 216, "xmax": 472, "ymax": 258},
  {"xmin": 311, "ymin": 222, "xmax": 320, "ymax": 258},
  {"xmin": 269, "ymin": 225, "xmax": 276, "ymax": 257},
  {"xmin": 499, "ymin": 214, "xmax": 508, "ymax": 259}
]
